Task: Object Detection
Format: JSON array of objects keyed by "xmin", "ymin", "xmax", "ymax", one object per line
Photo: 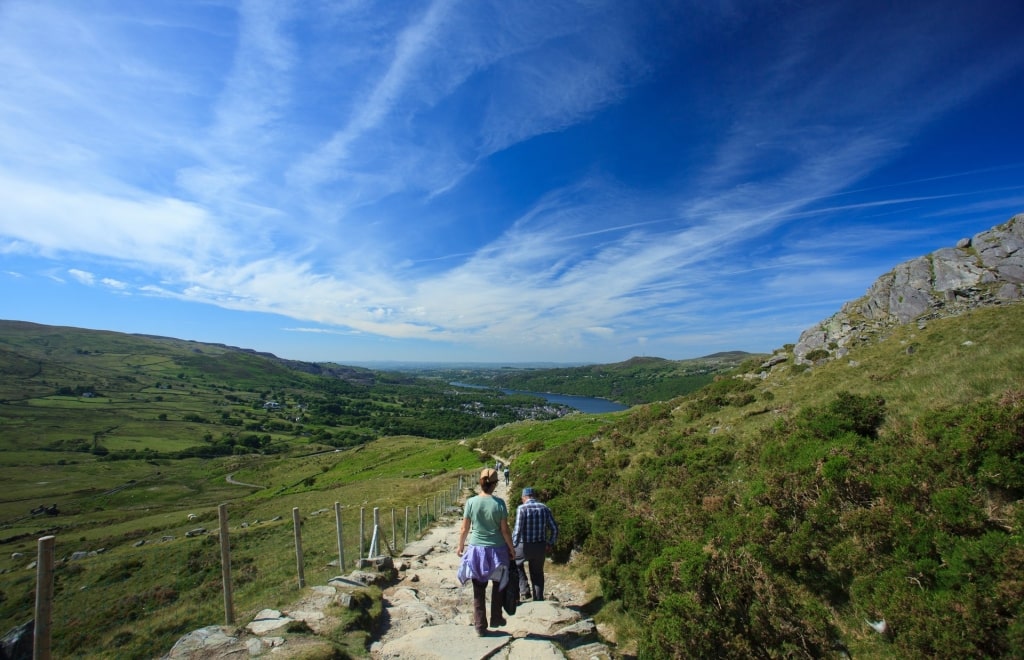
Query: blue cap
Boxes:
[{"xmin": 522, "ymin": 487, "xmax": 534, "ymax": 497}]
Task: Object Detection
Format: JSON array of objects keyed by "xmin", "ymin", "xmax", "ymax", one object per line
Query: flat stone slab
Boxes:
[
  {"xmin": 375, "ymin": 623, "xmax": 511, "ymax": 659},
  {"xmin": 165, "ymin": 625, "xmax": 237, "ymax": 658},
  {"xmin": 503, "ymin": 600, "xmax": 581, "ymax": 636},
  {"xmin": 399, "ymin": 538, "xmax": 438, "ymax": 558},
  {"xmin": 508, "ymin": 638, "xmax": 565, "ymax": 659},
  {"xmin": 246, "ymin": 609, "xmax": 292, "ymax": 635}
]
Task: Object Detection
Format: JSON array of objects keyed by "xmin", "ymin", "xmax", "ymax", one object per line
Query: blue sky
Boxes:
[{"xmin": 2, "ymin": 1, "xmax": 1023, "ymax": 364}]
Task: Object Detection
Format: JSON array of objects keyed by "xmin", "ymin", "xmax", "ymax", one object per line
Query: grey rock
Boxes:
[
  {"xmin": 1, "ymin": 619, "xmax": 33, "ymax": 660},
  {"xmin": 345, "ymin": 569, "xmax": 390, "ymax": 586},
  {"xmin": 760, "ymin": 354, "xmax": 788, "ymax": 369},
  {"xmin": 163, "ymin": 625, "xmax": 237, "ymax": 658},
  {"xmin": 566, "ymin": 641, "xmax": 616, "ymax": 660},
  {"xmin": 246, "ymin": 609, "xmax": 292, "ymax": 635},
  {"xmin": 997, "ymin": 283, "xmax": 1021, "ymax": 300},
  {"xmin": 357, "ymin": 555, "xmax": 395, "ymax": 571},
  {"xmin": 375, "ymin": 624, "xmax": 510, "ymax": 659},
  {"xmin": 508, "ymin": 637, "xmax": 565, "ymax": 659},
  {"xmin": 795, "ymin": 214, "xmax": 1024, "ymax": 364},
  {"xmin": 555, "ymin": 617, "xmax": 597, "ymax": 639}
]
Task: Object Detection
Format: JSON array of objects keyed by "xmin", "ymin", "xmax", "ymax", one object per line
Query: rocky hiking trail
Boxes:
[{"xmin": 165, "ymin": 478, "xmax": 624, "ymax": 659}]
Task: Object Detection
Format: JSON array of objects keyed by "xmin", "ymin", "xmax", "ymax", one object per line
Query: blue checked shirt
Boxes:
[{"xmin": 512, "ymin": 498, "xmax": 558, "ymax": 547}]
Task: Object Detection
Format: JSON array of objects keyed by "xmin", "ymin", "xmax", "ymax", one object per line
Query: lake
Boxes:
[{"xmin": 451, "ymin": 382, "xmax": 628, "ymax": 414}]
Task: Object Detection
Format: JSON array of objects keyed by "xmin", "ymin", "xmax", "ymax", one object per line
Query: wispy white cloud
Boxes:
[
  {"xmin": 68, "ymin": 269, "xmax": 94, "ymax": 285},
  {"xmin": 101, "ymin": 277, "xmax": 128, "ymax": 290},
  {"xmin": 0, "ymin": 172, "xmax": 222, "ymax": 270},
  {"xmin": 1, "ymin": 0, "xmax": 1021, "ymax": 361},
  {"xmin": 284, "ymin": 327, "xmax": 363, "ymax": 336},
  {"xmin": 288, "ymin": 0, "xmax": 455, "ymax": 191}
]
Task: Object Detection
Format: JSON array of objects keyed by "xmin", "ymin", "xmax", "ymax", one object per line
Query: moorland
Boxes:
[{"xmin": 1, "ymin": 293, "xmax": 1022, "ymax": 658}]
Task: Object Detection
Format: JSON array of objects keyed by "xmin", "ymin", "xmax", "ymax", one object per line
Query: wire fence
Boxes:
[{"xmin": 24, "ymin": 474, "xmax": 470, "ymax": 658}]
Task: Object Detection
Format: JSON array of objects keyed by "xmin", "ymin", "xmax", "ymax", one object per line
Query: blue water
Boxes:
[
  {"xmin": 507, "ymin": 390, "xmax": 628, "ymax": 413},
  {"xmin": 451, "ymin": 382, "xmax": 628, "ymax": 413}
]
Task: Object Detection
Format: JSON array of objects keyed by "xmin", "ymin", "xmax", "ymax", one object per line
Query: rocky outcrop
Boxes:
[{"xmin": 793, "ymin": 213, "xmax": 1024, "ymax": 364}]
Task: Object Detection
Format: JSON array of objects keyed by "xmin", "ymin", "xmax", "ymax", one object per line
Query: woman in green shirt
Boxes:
[{"xmin": 456, "ymin": 468, "xmax": 516, "ymax": 636}]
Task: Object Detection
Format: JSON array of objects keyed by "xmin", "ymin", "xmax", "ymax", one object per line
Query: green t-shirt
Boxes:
[{"xmin": 463, "ymin": 494, "xmax": 507, "ymax": 547}]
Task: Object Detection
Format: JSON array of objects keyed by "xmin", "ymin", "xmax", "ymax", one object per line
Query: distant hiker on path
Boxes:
[
  {"xmin": 456, "ymin": 468, "xmax": 516, "ymax": 636},
  {"xmin": 512, "ymin": 486, "xmax": 559, "ymax": 602},
  {"xmin": 503, "ymin": 466, "xmax": 510, "ymax": 485}
]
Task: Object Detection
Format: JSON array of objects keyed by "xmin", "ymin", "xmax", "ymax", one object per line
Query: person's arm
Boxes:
[
  {"xmin": 546, "ymin": 507, "xmax": 559, "ymax": 549},
  {"xmin": 500, "ymin": 517, "xmax": 515, "ymax": 557},
  {"xmin": 511, "ymin": 506, "xmax": 522, "ymax": 547},
  {"xmin": 456, "ymin": 516, "xmax": 471, "ymax": 557}
]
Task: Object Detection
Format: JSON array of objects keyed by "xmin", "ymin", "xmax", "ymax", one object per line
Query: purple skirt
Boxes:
[{"xmin": 457, "ymin": 545, "xmax": 510, "ymax": 588}]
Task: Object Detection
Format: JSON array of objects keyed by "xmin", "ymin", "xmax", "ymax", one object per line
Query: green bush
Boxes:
[
  {"xmin": 804, "ymin": 348, "xmax": 830, "ymax": 362},
  {"xmin": 534, "ymin": 388, "xmax": 1024, "ymax": 657}
]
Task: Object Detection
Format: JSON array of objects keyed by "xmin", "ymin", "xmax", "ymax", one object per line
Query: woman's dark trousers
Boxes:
[{"xmin": 471, "ymin": 579, "xmax": 503, "ymax": 632}]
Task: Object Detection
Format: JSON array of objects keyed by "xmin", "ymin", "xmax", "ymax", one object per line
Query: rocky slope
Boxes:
[{"xmin": 793, "ymin": 213, "xmax": 1024, "ymax": 364}]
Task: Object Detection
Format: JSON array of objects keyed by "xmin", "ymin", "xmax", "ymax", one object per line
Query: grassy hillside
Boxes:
[
  {"xmin": 413, "ymin": 352, "xmax": 760, "ymax": 405},
  {"xmin": 491, "ymin": 303, "xmax": 1024, "ymax": 658},
  {"xmin": 0, "ymin": 434, "xmax": 485, "ymax": 657},
  {"xmin": 0, "ymin": 320, "xmax": 579, "ymax": 458},
  {"xmin": 0, "ymin": 320, "xmax": 583, "ymax": 657}
]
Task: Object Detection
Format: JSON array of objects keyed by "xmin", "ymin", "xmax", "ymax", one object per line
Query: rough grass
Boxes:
[
  {"xmin": 477, "ymin": 302, "xmax": 1024, "ymax": 655},
  {"xmin": 0, "ymin": 435, "xmax": 481, "ymax": 658}
]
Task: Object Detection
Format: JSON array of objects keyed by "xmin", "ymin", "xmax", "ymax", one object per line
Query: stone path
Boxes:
[
  {"xmin": 165, "ymin": 477, "xmax": 620, "ymax": 659},
  {"xmin": 371, "ymin": 478, "xmax": 616, "ymax": 659}
]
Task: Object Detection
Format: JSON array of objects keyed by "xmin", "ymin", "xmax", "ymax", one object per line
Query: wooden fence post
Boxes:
[
  {"xmin": 34, "ymin": 535, "xmax": 55, "ymax": 660},
  {"xmin": 404, "ymin": 506, "xmax": 409, "ymax": 547},
  {"xmin": 292, "ymin": 507, "xmax": 305, "ymax": 588},
  {"xmin": 391, "ymin": 508, "xmax": 396, "ymax": 553},
  {"xmin": 334, "ymin": 502, "xmax": 344, "ymax": 570},
  {"xmin": 218, "ymin": 504, "xmax": 234, "ymax": 625},
  {"xmin": 417, "ymin": 504, "xmax": 421, "ymax": 537}
]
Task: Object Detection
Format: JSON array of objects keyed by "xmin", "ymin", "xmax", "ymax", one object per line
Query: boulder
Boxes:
[
  {"xmin": 0, "ymin": 620, "xmax": 32, "ymax": 660},
  {"xmin": 163, "ymin": 625, "xmax": 236, "ymax": 658}
]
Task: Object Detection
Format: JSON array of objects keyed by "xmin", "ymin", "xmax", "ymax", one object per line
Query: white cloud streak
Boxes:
[{"xmin": 1, "ymin": 0, "xmax": 1022, "ymax": 360}]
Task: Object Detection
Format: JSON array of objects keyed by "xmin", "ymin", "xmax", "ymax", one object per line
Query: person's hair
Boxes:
[{"xmin": 480, "ymin": 478, "xmax": 497, "ymax": 494}]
